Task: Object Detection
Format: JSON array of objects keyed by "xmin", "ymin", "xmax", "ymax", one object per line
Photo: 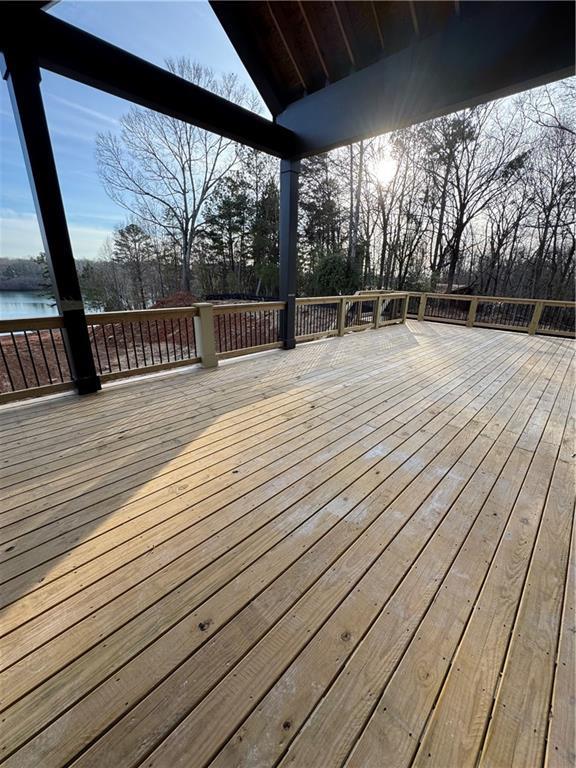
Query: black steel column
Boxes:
[
  {"xmin": 1, "ymin": 51, "xmax": 100, "ymax": 395},
  {"xmin": 279, "ymin": 158, "xmax": 300, "ymax": 350}
]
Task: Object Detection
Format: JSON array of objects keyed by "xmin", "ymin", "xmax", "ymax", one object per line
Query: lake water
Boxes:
[
  {"xmin": 0, "ymin": 291, "xmax": 59, "ymax": 320},
  {"xmin": 0, "ymin": 291, "xmax": 102, "ymax": 320}
]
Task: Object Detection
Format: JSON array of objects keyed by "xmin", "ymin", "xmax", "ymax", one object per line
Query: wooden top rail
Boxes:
[
  {"xmin": 404, "ymin": 291, "xmax": 575, "ymax": 307},
  {"xmin": 296, "ymin": 296, "xmax": 342, "ymax": 305},
  {"xmin": 297, "ymin": 292, "xmax": 408, "ymax": 304},
  {"xmin": 0, "ymin": 316, "xmax": 65, "ymax": 333},
  {"xmin": 212, "ymin": 301, "xmax": 286, "ymax": 315},
  {"xmin": 85, "ymin": 306, "xmax": 200, "ymax": 324}
]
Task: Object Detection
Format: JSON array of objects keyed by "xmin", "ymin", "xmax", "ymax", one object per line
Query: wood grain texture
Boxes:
[{"xmin": 0, "ymin": 320, "xmax": 573, "ymax": 768}]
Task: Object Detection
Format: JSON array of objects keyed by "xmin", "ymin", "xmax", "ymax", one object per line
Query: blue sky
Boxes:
[{"xmin": 0, "ymin": 0, "xmax": 261, "ymax": 261}]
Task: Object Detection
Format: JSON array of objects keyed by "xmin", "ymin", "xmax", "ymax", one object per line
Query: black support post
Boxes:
[
  {"xmin": 1, "ymin": 51, "xmax": 101, "ymax": 395},
  {"xmin": 279, "ymin": 158, "xmax": 300, "ymax": 350}
]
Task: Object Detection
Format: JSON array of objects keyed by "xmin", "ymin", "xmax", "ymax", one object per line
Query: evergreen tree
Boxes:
[
  {"xmin": 252, "ymin": 179, "xmax": 279, "ymax": 296},
  {"xmin": 112, "ymin": 224, "xmax": 153, "ymax": 309}
]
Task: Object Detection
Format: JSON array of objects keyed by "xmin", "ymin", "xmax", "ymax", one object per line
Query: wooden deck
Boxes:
[{"xmin": 0, "ymin": 320, "xmax": 574, "ymax": 768}]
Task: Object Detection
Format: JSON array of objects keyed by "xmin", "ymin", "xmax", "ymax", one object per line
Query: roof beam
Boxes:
[
  {"xmin": 266, "ymin": 1, "xmax": 308, "ymax": 92},
  {"xmin": 0, "ymin": 7, "xmax": 302, "ymax": 158},
  {"xmin": 298, "ymin": 1, "xmax": 330, "ymax": 83},
  {"xmin": 277, "ymin": 1, "xmax": 574, "ymax": 158},
  {"xmin": 332, "ymin": 1, "xmax": 355, "ymax": 68},
  {"xmin": 408, "ymin": 1, "xmax": 420, "ymax": 38},
  {"xmin": 371, "ymin": 2, "xmax": 385, "ymax": 52}
]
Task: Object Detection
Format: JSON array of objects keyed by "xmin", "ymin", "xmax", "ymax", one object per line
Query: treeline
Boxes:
[
  {"xmin": 3, "ymin": 66, "xmax": 574, "ymax": 311},
  {"xmin": 93, "ymin": 67, "xmax": 574, "ymax": 307},
  {"xmin": 0, "ymin": 258, "xmax": 46, "ymax": 292}
]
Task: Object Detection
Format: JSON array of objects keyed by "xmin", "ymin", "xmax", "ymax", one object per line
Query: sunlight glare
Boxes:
[{"xmin": 373, "ymin": 156, "xmax": 397, "ymax": 185}]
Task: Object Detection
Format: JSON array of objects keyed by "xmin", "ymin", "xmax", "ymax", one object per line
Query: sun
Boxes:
[{"xmin": 373, "ymin": 155, "xmax": 397, "ymax": 185}]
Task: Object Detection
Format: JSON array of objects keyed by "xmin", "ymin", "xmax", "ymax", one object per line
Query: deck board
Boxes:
[{"xmin": 0, "ymin": 320, "xmax": 573, "ymax": 768}]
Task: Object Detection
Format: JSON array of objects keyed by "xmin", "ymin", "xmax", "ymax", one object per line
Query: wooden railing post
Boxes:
[
  {"xmin": 528, "ymin": 301, "xmax": 544, "ymax": 335},
  {"xmin": 337, "ymin": 298, "xmax": 347, "ymax": 336},
  {"xmin": 467, "ymin": 297, "xmax": 478, "ymax": 327},
  {"xmin": 193, "ymin": 303, "xmax": 218, "ymax": 368},
  {"xmin": 401, "ymin": 294, "xmax": 409, "ymax": 323},
  {"xmin": 374, "ymin": 295, "xmax": 383, "ymax": 329},
  {"xmin": 417, "ymin": 293, "xmax": 427, "ymax": 321}
]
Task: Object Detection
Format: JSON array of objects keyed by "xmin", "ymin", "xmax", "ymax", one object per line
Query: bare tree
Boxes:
[
  {"xmin": 522, "ymin": 80, "xmax": 576, "ymax": 138},
  {"xmin": 524, "ymin": 124, "xmax": 575, "ymax": 297},
  {"xmin": 421, "ymin": 105, "xmax": 530, "ymax": 291},
  {"xmin": 96, "ymin": 58, "xmax": 255, "ymax": 292},
  {"xmin": 89, "ymin": 75, "xmax": 574, "ymax": 307}
]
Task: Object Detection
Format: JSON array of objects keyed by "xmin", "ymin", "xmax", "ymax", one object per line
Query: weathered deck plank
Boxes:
[{"xmin": 0, "ymin": 321, "xmax": 573, "ymax": 768}]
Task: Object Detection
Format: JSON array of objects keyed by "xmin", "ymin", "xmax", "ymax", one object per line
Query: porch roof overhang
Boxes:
[{"xmin": 1, "ymin": 1, "xmax": 574, "ymax": 160}]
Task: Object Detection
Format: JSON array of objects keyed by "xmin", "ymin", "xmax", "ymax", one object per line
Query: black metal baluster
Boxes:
[
  {"xmin": 129, "ymin": 322, "xmax": 139, "ymax": 368},
  {"xmin": 162, "ymin": 320, "xmax": 170, "ymax": 361},
  {"xmin": 176, "ymin": 318, "xmax": 182, "ymax": 360},
  {"xmin": 102, "ymin": 324, "xmax": 113, "ymax": 373},
  {"xmin": 49, "ymin": 329, "xmax": 64, "ymax": 382},
  {"xmin": 155, "ymin": 321, "xmax": 163, "ymax": 363},
  {"xmin": 91, "ymin": 326, "xmax": 103, "ymax": 375},
  {"xmin": 139, "ymin": 321, "xmax": 147, "ymax": 366},
  {"xmin": 121, "ymin": 323, "xmax": 131, "ymax": 368},
  {"xmin": 23, "ymin": 331, "xmax": 40, "ymax": 387},
  {"xmin": 111, "ymin": 323, "xmax": 122, "ymax": 371},
  {"xmin": 10, "ymin": 332, "xmax": 27, "ymax": 389},
  {"xmin": 0, "ymin": 337, "xmax": 15, "ymax": 391},
  {"xmin": 170, "ymin": 319, "xmax": 177, "ymax": 359},
  {"xmin": 36, "ymin": 329, "xmax": 52, "ymax": 384},
  {"xmin": 60, "ymin": 330, "xmax": 73, "ymax": 380},
  {"xmin": 183, "ymin": 317, "xmax": 190, "ymax": 358}
]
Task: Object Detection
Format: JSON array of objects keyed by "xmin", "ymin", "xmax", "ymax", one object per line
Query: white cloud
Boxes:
[
  {"xmin": 48, "ymin": 96, "xmax": 120, "ymax": 127},
  {"xmin": 0, "ymin": 212, "xmax": 111, "ymax": 260}
]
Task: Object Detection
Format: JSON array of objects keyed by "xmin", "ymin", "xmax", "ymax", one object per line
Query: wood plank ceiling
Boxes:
[{"xmin": 210, "ymin": 1, "xmax": 460, "ymax": 115}]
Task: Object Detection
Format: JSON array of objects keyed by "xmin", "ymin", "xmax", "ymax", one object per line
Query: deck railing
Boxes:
[
  {"xmin": 401, "ymin": 292, "xmax": 575, "ymax": 336},
  {"xmin": 213, "ymin": 301, "xmax": 284, "ymax": 358},
  {"xmin": 1, "ymin": 289, "xmax": 573, "ymax": 403},
  {"xmin": 0, "ymin": 307, "xmax": 200, "ymax": 402},
  {"xmin": 0, "ymin": 294, "xmax": 409, "ymax": 402},
  {"xmin": 295, "ymin": 292, "xmax": 407, "ymax": 341},
  {"xmin": 85, "ymin": 307, "xmax": 200, "ymax": 382},
  {"xmin": 0, "ymin": 316, "xmax": 73, "ymax": 399}
]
